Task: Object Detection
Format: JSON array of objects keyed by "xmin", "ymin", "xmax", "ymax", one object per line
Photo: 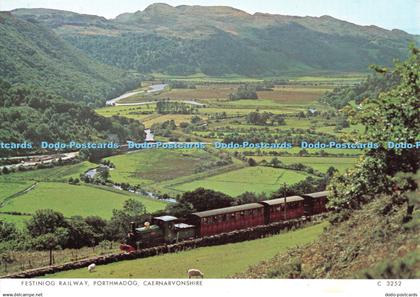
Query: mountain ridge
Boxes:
[{"xmin": 7, "ymin": 4, "xmax": 419, "ymax": 76}]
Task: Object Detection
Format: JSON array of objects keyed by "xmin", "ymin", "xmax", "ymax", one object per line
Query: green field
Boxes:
[
  {"xmin": 0, "ymin": 181, "xmax": 34, "ymax": 203},
  {"xmin": 46, "ymin": 222, "xmax": 327, "ymax": 278},
  {"xmin": 0, "ymin": 182, "xmax": 166, "ymax": 219},
  {"xmin": 105, "ymin": 149, "xmax": 220, "ymax": 185},
  {"xmin": 0, "ymin": 213, "xmax": 31, "ymax": 228},
  {"xmin": 0, "ymin": 161, "xmax": 97, "ymax": 183},
  {"xmin": 172, "ymin": 166, "xmax": 312, "ymax": 196}
]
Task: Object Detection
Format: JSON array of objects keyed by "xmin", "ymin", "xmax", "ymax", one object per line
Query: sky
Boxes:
[{"xmin": 1, "ymin": 0, "xmax": 419, "ymax": 34}]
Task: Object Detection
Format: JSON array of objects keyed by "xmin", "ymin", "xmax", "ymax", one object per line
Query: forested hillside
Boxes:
[
  {"xmin": 12, "ymin": 4, "xmax": 418, "ymax": 76},
  {"xmin": 0, "ymin": 12, "xmax": 139, "ymax": 106},
  {"xmin": 319, "ymin": 72, "xmax": 400, "ymax": 108},
  {"xmin": 0, "ymin": 79, "xmax": 145, "ymax": 156}
]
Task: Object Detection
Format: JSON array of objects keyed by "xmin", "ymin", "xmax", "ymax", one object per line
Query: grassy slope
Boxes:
[
  {"xmin": 236, "ymin": 192, "xmax": 419, "ymax": 278},
  {"xmin": 46, "ymin": 222, "xmax": 327, "ymax": 278},
  {"xmin": 172, "ymin": 166, "xmax": 313, "ymax": 196},
  {"xmin": 0, "ymin": 182, "xmax": 166, "ymax": 218}
]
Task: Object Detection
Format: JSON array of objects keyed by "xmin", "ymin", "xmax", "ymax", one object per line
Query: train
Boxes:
[{"xmin": 122, "ymin": 191, "xmax": 329, "ymax": 250}]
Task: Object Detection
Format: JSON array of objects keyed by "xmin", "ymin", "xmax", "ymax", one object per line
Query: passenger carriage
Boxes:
[
  {"xmin": 188, "ymin": 203, "xmax": 265, "ymax": 237},
  {"xmin": 259, "ymin": 196, "xmax": 305, "ymax": 224},
  {"xmin": 302, "ymin": 191, "xmax": 329, "ymax": 215}
]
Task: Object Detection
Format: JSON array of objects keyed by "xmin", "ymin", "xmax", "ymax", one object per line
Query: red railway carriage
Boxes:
[
  {"xmin": 260, "ymin": 196, "xmax": 305, "ymax": 224},
  {"xmin": 188, "ymin": 203, "xmax": 265, "ymax": 237},
  {"xmin": 302, "ymin": 191, "xmax": 329, "ymax": 215}
]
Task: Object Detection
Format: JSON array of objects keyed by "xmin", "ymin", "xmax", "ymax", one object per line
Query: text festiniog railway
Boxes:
[{"xmin": 123, "ymin": 191, "xmax": 328, "ymax": 250}]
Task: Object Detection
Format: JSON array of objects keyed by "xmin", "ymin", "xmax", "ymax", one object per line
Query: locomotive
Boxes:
[{"xmin": 124, "ymin": 191, "xmax": 328, "ymax": 250}]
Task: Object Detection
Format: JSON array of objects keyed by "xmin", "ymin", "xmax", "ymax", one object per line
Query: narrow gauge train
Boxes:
[{"xmin": 123, "ymin": 191, "xmax": 328, "ymax": 250}]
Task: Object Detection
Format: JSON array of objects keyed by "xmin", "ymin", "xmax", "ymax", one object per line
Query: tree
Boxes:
[
  {"xmin": 235, "ymin": 192, "xmax": 266, "ymax": 205},
  {"xmin": 0, "ymin": 249, "xmax": 14, "ymax": 273},
  {"xmin": 0, "ymin": 220, "xmax": 19, "ymax": 241},
  {"xmin": 178, "ymin": 188, "xmax": 234, "ymax": 212},
  {"xmin": 328, "ymin": 46, "xmax": 420, "ymax": 216},
  {"xmin": 26, "ymin": 209, "xmax": 68, "ymax": 237},
  {"xmin": 32, "ymin": 228, "xmax": 69, "ymax": 265},
  {"xmin": 85, "ymin": 216, "xmax": 108, "ymax": 243},
  {"xmin": 164, "ymin": 202, "xmax": 194, "ymax": 217},
  {"xmin": 270, "ymin": 157, "xmax": 282, "ymax": 167},
  {"xmin": 66, "ymin": 216, "xmax": 96, "ymax": 249},
  {"xmin": 248, "ymin": 158, "xmax": 257, "ymax": 167},
  {"xmin": 108, "ymin": 199, "xmax": 148, "ymax": 240}
]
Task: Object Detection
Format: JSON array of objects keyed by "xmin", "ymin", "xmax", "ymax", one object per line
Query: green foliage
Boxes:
[
  {"xmin": 66, "ymin": 216, "xmax": 96, "ymax": 249},
  {"xmin": 362, "ymin": 251, "xmax": 420, "ymax": 279},
  {"xmin": 26, "ymin": 209, "xmax": 68, "ymax": 237},
  {"xmin": 178, "ymin": 188, "xmax": 234, "ymax": 212},
  {"xmin": 167, "ymin": 81, "xmax": 196, "ymax": 89},
  {"xmin": 319, "ymin": 73, "xmax": 400, "ymax": 109},
  {"xmin": 156, "ymin": 100, "xmax": 198, "ymax": 114},
  {"xmin": 246, "ymin": 111, "xmax": 285, "ymax": 126},
  {"xmin": 271, "ymin": 176, "xmax": 327, "ymax": 198},
  {"xmin": 108, "ymin": 199, "xmax": 148, "ymax": 240},
  {"xmin": 23, "ymin": 6, "xmax": 414, "ymax": 77},
  {"xmin": 0, "ymin": 12, "xmax": 139, "ymax": 105},
  {"xmin": 32, "ymin": 228, "xmax": 69, "ymax": 251},
  {"xmin": 229, "ymin": 84, "xmax": 258, "ymax": 100},
  {"xmin": 0, "ymin": 80, "xmax": 145, "ymax": 156},
  {"xmin": 0, "ymin": 220, "xmax": 19, "ymax": 241},
  {"xmin": 328, "ymin": 47, "xmax": 420, "ymax": 215}
]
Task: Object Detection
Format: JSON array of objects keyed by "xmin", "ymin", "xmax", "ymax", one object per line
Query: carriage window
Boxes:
[{"xmin": 222, "ymin": 214, "xmax": 227, "ymax": 221}]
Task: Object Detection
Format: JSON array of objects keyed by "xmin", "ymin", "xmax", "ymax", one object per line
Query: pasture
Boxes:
[
  {"xmin": 46, "ymin": 222, "xmax": 327, "ymax": 278},
  {"xmin": 0, "ymin": 181, "xmax": 34, "ymax": 204},
  {"xmin": 0, "ymin": 213, "xmax": 30, "ymax": 228},
  {"xmin": 105, "ymin": 149, "xmax": 221, "ymax": 185},
  {"xmin": 0, "ymin": 182, "xmax": 166, "ymax": 219},
  {"xmin": 172, "ymin": 166, "xmax": 312, "ymax": 196}
]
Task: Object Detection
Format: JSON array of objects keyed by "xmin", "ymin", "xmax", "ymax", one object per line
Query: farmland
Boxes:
[
  {"xmin": 104, "ymin": 149, "xmax": 223, "ymax": 185},
  {"xmin": 0, "ymin": 75, "xmax": 361, "ymax": 278},
  {"xmin": 172, "ymin": 166, "xmax": 313, "ymax": 196},
  {"xmin": 0, "ymin": 77, "xmax": 364, "ymax": 227},
  {"xmin": 88, "ymin": 78, "xmax": 365, "ymax": 199},
  {"xmin": 46, "ymin": 222, "xmax": 327, "ymax": 278},
  {"xmin": 0, "ymin": 182, "xmax": 166, "ymax": 219}
]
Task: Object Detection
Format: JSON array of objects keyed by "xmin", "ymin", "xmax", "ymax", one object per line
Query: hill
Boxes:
[
  {"xmin": 0, "ymin": 79, "xmax": 145, "ymax": 157},
  {"xmin": 234, "ymin": 184, "xmax": 419, "ymax": 278},
  {"xmin": 11, "ymin": 4, "xmax": 418, "ymax": 76},
  {"xmin": 0, "ymin": 12, "xmax": 138, "ymax": 105}
]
